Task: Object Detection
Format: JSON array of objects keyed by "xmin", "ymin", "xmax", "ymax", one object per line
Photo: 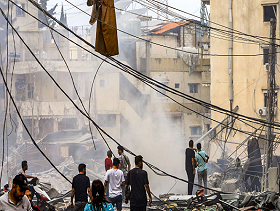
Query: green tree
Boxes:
[{"xmin": 38, "ymin": 0, "xmax": 58, "ymax": 28}]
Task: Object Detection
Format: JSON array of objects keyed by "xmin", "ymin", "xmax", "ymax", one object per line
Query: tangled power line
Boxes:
[{"xmin": 1, "ymin": 0, "xmax": 280, "ymax": 194}]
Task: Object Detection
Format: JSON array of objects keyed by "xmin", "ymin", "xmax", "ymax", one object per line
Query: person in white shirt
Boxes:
[
  {"xmin": 104, "ymin": 158, "xmax": 125, "ymax": 211},
  {"xmin": 0, "ymin": 174, "xmax": 32, "ymax": 211}
]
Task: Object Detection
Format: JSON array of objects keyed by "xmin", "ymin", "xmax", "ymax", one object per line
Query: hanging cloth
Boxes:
[
  {"xmin": 89, "ymin": 0, "xmax": 119, "ymax": 56},
  {"xmin": 87, "ymin": 0, "xmax": 100, "ymax": 25}
]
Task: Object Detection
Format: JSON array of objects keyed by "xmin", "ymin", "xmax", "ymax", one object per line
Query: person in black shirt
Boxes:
[
  {"xmin": 185, "ymin": 140, "xmax": 197, "ymax": 195},
  {"xmin": 71, "ymin": 163, "xmax": 91, "ymax": 211},
  {"xmin": 125, "ymin": 155, "xmax": 152, "ymax": 211}
]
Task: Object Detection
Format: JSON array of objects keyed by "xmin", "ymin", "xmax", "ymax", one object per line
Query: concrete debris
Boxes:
[
  {"xmin": 208, "ymin": 172, "xmax": 222, "ymax": 189},
  {"xmin": 162, "ymin": 191, "xmax": 280, "ymax": 211},
  {"xmin": 221, "ymin": 179, "xmax": 240, "ymax": 193}
]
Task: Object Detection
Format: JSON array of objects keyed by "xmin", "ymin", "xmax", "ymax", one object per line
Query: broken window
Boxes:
[
  {"xmin": 28, "ymin": 83, "xmax": 34, "ymax": 99},
  {"xmin": 263, "ymin": 5, "xmax": 277, "ymax": 22},
  {"xmin": 189, "ymin": 83, "xmax": 199, "ymax": 93},
  {"xmin": 190, "ymin": 126, "xmax": 202, "ymax": 136},
  {"xmin": 16, "ymin": 4, "xmax": 25, "ymax": 17}
]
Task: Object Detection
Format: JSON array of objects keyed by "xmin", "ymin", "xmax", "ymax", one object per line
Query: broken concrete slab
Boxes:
[{"xmin": 221, "ymin": 178, "xmax": 239, "ymax": 193}]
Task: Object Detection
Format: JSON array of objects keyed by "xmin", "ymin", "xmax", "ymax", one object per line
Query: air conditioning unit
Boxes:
[
  {"xmin": 258, "ymin": 108, "xmax": 267, "ymax": 116},
  {"xmin": 258, "ymin": 107, "xmax": 277, "ymax": 116},
  {"xmin": 264, "ymin": 63, "xmax": 270, "ymax": 72}
]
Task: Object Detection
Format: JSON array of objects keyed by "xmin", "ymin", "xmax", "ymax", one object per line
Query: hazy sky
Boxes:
[{"xmin": 47, "ymin": 0, "xmax": 201, "ymax": 27}]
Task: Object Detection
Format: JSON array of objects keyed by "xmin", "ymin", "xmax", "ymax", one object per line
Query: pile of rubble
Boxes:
[
  {"xmin": 8, "ymin": 156, "xmax": 105, "ymax": 211},
  {"xmin": 150, "ymin": 191, "xmax": 280, "ymax": 211}
]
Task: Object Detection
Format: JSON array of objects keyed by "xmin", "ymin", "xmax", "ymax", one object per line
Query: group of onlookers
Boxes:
[
  {"xmin": 71, "ymin": 145, "xmax": 152, "ymax": 211},
  {"xmin": 0, "ymin": 141, "xmax": 209, "ymax": 211},
  {"xmin": 185, "ymin": 140, "xmax": 209, "ymax": 195}
]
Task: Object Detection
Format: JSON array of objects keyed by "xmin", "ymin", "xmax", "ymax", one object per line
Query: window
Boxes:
[
  {"xmin": 263, "ymin": 48, "xmax": 277, "ymax": 64},
  {"xmin": 264, "ymin": 92, "xmax": 278, "ymax": 107},
  {"xmin": 100, "ymin": 80, "xmax": 105, "ymax": 87},
  {"xmin": 263, "ymin": 5, "xmax": 277, "ymax": 22},
  {"xmin": 189, "ymin": 83, "xmax": 199, "ymax": 93},
  {"xmin": 263, "ymin": 48, "xmax": 269, "ymax": 64},
  {"xmin": 15, "ymin": 78, "xmax": 26, "ymax": 101},
  {"xmin": 16, "ymin": 4, "xmax": 25, "ymax": 17},
  {"xmin": 175, "ymin": 83, "xmax": 180, "ymax": 88},
  {"xmin": 157, "ymin": 82, "xmax": 167, "ymax": 97},
  {"xmin": 27, "ymin": 83, "xmax": 34, "ymax": 99},
  {"xmin": 190, "ymin": 126, "xmax": 202, "ymax": 136}
]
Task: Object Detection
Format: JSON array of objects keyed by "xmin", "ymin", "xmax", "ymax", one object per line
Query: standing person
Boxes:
[
  {"xmin": 84, "ymin": 180, "xmax": 114, "ymax": 211},
  {"xmin": 185, "ymin": 140, "xmax": 196, "ymax": 195},
  {"xmin": 105, "ymin": 150, "xmax": 113, "ymax": 197},
  {"xmin": 0, "ymin": 174, "xmax": 32, "ymax": 210},
  {"xmin": 20, "ymin": 161, "xmax": 37, "ymax": 179},
  {"xmin": 117, "ymin": 145, "xmax": 131, "ymax": 201},
  {"xmin": 195, "ymin": 143, "xmax": 209, "ymax": 194},
  {"xmin": 104, "ymin": 158, "xmax": 125, "ymax": 211},
  {"xmin": 125, "ymin": 155, "xmax": 152, "ymax": 211},
  {"xmin": 105, "ymin": 150, "xmax": 113, "ymax": 171},
  {"xmin": 70, "ymin": 164, "xmax": 91, "ymax": 211}
]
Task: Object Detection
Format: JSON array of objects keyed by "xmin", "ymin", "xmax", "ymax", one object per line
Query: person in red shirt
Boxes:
[
  {"xmin": 105, "ymin": 150, "xmax": 113, "ymax": 198},
  {"xmin": 105, "ymin": 151, "xmax": 113, "ymax": 171}
]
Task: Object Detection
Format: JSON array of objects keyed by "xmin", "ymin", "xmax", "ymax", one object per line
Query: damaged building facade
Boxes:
[{"xmin": 136, "ymin": 20, "xmax": 211, "ymax": 142}]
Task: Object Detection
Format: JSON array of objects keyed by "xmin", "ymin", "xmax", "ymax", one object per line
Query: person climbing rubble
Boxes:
[
  {"xmin": 195, "ymin": 143, "xmax": 209, "ymax": 194},
  {"xmin": 70, "ymin": 163, "xmax": 91, "ymax": 211}
]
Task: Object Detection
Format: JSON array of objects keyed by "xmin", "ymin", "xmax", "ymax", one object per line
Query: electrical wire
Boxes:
[
  {"xmin": 66, "ymin": 0, "xmax": 279, "ymax": 57},
  {"xmin": 4, "ymin": 4, "xmax": 280, "ymax": 195},
  {"xmin": 141, "ymin": 0, "xmax": 280, "ymax": 43},
  {"xmin": 12, "ymin": 0, "xmax": 280, "ymax": 145},
  {"xmin": 0, "ymin": 9, "xmax": 230, "ymax": 194}
]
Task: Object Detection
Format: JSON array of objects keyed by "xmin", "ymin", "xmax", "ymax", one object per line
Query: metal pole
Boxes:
[
  {"xmin": 266, "ymin": 18, "xmax": 276, "ymax": 188},
  {"xmin": 226, "ymin": 0, "xmax": 233, "ymax": 158}
]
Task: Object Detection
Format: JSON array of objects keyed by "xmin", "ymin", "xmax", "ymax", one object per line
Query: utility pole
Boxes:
[{"xmin": 265, "ymin": 18, "xmax": 276, "ymax": 188}]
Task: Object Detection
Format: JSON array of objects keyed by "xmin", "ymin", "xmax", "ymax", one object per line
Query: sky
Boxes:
[{"xmin": 47, "ymin": 0, "xmax": 202, "ymax": 28}]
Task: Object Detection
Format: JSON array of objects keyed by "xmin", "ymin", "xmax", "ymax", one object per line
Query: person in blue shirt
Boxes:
[
  {"xmin": 84, "ymin": 180, "xmax": 114, "ymax": 211},
  {"xmin": 195, "ymin": 143, "xmax": 209, "ymax": 194}
]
